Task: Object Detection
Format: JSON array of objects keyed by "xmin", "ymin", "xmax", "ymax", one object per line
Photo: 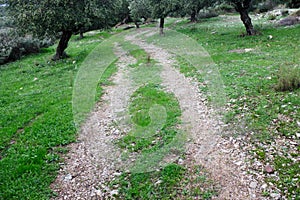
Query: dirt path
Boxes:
[
  {"xmin": 125, "ymin": 30, "xmax": 262, "ymax": 199},
  {"xmin": 52, "ymin": 30, "xmax": 264, "ymax": 199},
  {"xmin": 51, "ymin": 44, "xmax": 136, "ymax": 199}
]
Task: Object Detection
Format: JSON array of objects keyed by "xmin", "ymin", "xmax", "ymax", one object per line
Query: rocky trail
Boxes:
[{"xmin": 51, "ymin": 29, "xmax": 266, "ymax": 199}]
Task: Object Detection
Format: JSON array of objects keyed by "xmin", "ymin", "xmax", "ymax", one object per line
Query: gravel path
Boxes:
[
  {"xmin": 51, "ymin": 44, "xmax": 136, "ymax": 199},
  {"xmin": 51, "ymin": 30, "xmax": 267, "ymax": 199},
  {"xmin": 125, "ymin": 30, "xmax": 264, "ymax": 199}
]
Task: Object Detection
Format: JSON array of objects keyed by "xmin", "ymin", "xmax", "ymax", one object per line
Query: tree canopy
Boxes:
[
  {"xmin": 8, "ymin": 0, "xmax": 121, "ymax": 60},
  {"xmin": 129, "ymin": 0, "xmax": 152, "ymax": 28},
  {"xmin": 183, "ymin": 0, "xmax": 217, "ymax": 22}
]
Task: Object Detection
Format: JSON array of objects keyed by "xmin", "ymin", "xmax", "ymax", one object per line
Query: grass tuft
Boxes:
[{"xmin": 274, "ymin": 65, "xmax": 300, "ymax": 92}]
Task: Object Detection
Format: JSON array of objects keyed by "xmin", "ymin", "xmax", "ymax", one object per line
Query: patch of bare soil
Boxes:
[
  {"xmin": 125, "ymin": 30, "xmax": 265, "ymax": 199},
  {"xmin": 51, "ymin": 44, "xmax": 136, "ymax": 199}
]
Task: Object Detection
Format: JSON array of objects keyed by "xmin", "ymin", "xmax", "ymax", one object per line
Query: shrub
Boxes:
[
  {"xmin": 215, "ymin": 3, "xmax": 235, "ymax": 13},
  {"xmin": 287, "ymin": 0, "xmax": 300, "ymax": 8},
  {"xmin": 197, "ymin": 8, "xmax": 219, "ymax": 19},
  {"xmin": 0, "ymin": 31, "xmax": 54, "ymax": 65},
  {"xmin": 256, "ymin": 0, "xmax": 277, "ymax": 13},
  {"xmin": 274, "ymin": 66, "xmax": 300, "ymax": 91}
]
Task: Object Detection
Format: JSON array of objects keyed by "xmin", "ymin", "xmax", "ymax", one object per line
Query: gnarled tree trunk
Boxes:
[
  {"xmin": 53, "ymin": 30, "xmax": 72, "ymax": 60},
  {"xmin": 159, "ymin": 17, "xmax": 165, "ymax": 35},
  {"xmin": 190, "ymin": 10, "xmax": 197, "ymax": 22},
  {"xmin": 134, "ymin": 21, "xmax": 140, "ymax": 28},
  {"xmin": 234, "ymin": 0, "xmax": 255, "ymax": 35},
  {"xmin": 79, "ymin": 31, "xmax": 84, "ymax": 39}
]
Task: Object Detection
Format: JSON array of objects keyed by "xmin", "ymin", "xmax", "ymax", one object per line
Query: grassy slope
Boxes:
[
  {"xmin": 0, "ymin": 16, "xmax": 299, "ymax": 199},
  {"xmin": 0, "ymin": 32, "xmax": 114, "ymax": 199},
  {"xmin": 176, "ymin": 16, "xmax": 300, "ymax": 198}
]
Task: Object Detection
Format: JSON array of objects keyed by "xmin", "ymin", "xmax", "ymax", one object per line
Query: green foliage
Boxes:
[
  {"xmin": 8, "ymin": 0, "xmax": 121, "ymax": 38},
  {"xmin": 183, "ymin": 0, "xmax": 218, "ymax": 16},
  {"xmin": 198, "ymin": 8, "xmax": 219, "ymax": 19},
  {"xmin": 148, "ymin": 0, "xmax": 183, "ymax": 18},
  {"xmin": 0, "ymin": 31, "xmax": 54, "ymax": 64},
  {"xmin": 129, "ymin": 0, "xmax": 151, "ymax": 22},
  {"xmin": 287, "ymin": 0, "xmax": 300, "ymax": 8}
]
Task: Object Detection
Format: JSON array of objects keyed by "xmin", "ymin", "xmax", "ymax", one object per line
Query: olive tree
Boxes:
[
  {"xmin": 8, "ymin": 0, "xmax": 121, "ymax": 60},
  {"xmin": 183, "ymin": 0, "xmax": 217, "ymax": 22},
  {"xmin": 147, "ymin": 0, "xmax": 183, "ymax": 35},
  {"xmin": 225, "ymin": 0, "xmax": 256, "ymax": 35},
  {"xmin": 129, "ymin": 0, "xmax": 151, "ymax": 28}
]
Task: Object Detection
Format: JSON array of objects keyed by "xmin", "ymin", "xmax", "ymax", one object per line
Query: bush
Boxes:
[
  {"xmin": 197, "ymin": 8, "xmax": 219, "ymax": 19},
  {"xmin": 215, "ymin": 3, "xmax": 235, "ymax": 13},
  {"xmin": 256, "ymin": 0, "xmax": 278, "ymax": 13},
  {"xmin": 0, "ymin": 31, "xmax": 54, "ymax": 65},
  {"xmin": 274, "ymin": 66, "xmax": 300, "ymax": 91},
  {"xmin": 287, "ymin": 0, "xmax": 300, "ymax": 8}
]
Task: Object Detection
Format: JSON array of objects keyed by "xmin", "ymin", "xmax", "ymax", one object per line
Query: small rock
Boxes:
[
  {"xmin": 234, "ymin": 161, "xmax": 243, "ymax": 166},
  {"xmin": 95, "ymin": 189, "xmax": 102, "ymax": 196},
  {"xmin": 178, "ymin": 158, "xmax": 184, "ymax": 165},
  {"xmin": 110, "ymin": 190, "xmax": 119, "ymax": 196},
  {"xmin": 64, "ymin": 174, "xmax": 72, "ymax": 181},
  {"xmin": 155, "ymin": 180, "xmax": 162, "ymax": 185},
  {"xmin": 113, "ymin": 172, "xmax": 122, "ymax": 177},
  {"xmin": 270, "ymin": 193, "xmax": 281, "ymax": 199},
  {"xmin": 265, "ymin": 165, "xmax": 275, "ymax": 174},
  {"xmin": 261, "ymin": 183, "xmax": 268, "ymax": 190},
  {"xmin": 250, "ymin": 181, "xmax": 258, "ymax": 189}
]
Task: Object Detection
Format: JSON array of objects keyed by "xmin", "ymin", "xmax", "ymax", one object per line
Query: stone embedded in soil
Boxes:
[
  {"xmin": 270, "ymin": 193, "xmax": 281, "ymax": 199},
  {"xmin": 63, "ymin": 174, "xmax": 72, "ymax": 181},
  {"xmin": 250, "ymin": 181, "xmax": 258, "ymax": 189},
  {"xmin": 264, "ymin": 165, "xmax": 275, "ymax": 174}
]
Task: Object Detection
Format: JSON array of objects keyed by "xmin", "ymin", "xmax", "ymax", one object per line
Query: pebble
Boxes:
[
  {"xmin": 265, "ymin": 165, "xmax": 275, "ymax": 174},
  {"xmin": 270, "ymin": 193, "xmax": 281, "ymax": 199},
  {"xmin": 64, "ymin": 174, "xmax": 72, "ymax": 181},
  {"xmin": 261, "ymin": 183, "xmax": 268, "ymax": 190},
  {"xmin": 178, "ymin": 158, "xmax": 184, "ymax": 165},
  {"xmin": 250, "ymin": 181, "xmax": 258, "ymax": 189},
  {"xmin": 110, "ymin": 190, "xmax": 119, "ymax": 196}
]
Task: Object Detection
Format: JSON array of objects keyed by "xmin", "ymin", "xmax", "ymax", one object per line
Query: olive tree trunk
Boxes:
[
  {"xmin": 234, "ymin": 0, "xmax": 255, "ymax": 35},
  {"xmin": 53, "ymin": 31, "xmax": 72, "ymax": 60},
  {"xmin": 159, "ymin": 17, "xmax": 165, "ymax": 35},
  {"xmin": 190, "ymin": 10, "xmax": 197, "ymax": 22},
  {"xmin": 134, "ymin": 21, "xmax": 140, "ymax": 28}
]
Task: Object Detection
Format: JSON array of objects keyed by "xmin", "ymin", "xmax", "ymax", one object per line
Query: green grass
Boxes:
[
  {"xmin": 118, "ymin": 84, "xmax": 181, "ymax": 153},
  {"xmin": 0, "ymin": 31, "xmax": 115, "ymax": 199},
  {"xmin": 109, "ymin": 164, "xmax": 218, "ymax": 200},
  {"xmin": 175, "ymin": 16, "xmax": 300, "ymax": 199}
]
